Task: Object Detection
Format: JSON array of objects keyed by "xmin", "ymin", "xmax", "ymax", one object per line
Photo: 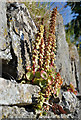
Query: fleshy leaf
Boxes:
[
  {"xmin": 26, "ymin": 66, "xmax": 31, "ymax": 70},
  {"xmin": 35, "ymin": 71, "xmax": 41, "ymax": 78},
  {"xmin": 37, "ymin": 104, "xmax": 42, "ymax": 109},
  {"xmin": 56, "ymin": 88, "xmax": 60, "ymax": 96},
  {"xmin": 26, "ymin": 72, "xmax": 33, "ymax": 80},
  {"xmin": 33, "ymin": 78, "xmax": 43, "ymax": 85},
  {"xmin": 42, "ymin": 111, "xmax": 47, "ymax": 115},
  {"xmin": 70, "ymin": 83, "xmax": 74, "ymax": 90},
  {"xmin": 41, "ymin": 70, "xmax": 47, "ymax": 80},
  {"xmin": 39, "ymin": 80, "xmax": 47, "ymax": 88},
  {"xmin": 21, "ymin": 80, "xmax": 26, "ymax": 84}
]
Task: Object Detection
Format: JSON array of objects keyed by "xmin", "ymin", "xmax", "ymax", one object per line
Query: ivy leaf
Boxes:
[
  {"xmin": 50, "ymin": 66, "xmax": 55, "ymax": 72},
  {"xmin": 48, "ymin": 75, "xmax": 54, "ymax": 84},
  {"xmin": 33, "ymin": 78, "xmax": 39, "ymax": 85},
  {"xmin": 26, "ymin": 72, "xmax": 33, "ymax": 80}
]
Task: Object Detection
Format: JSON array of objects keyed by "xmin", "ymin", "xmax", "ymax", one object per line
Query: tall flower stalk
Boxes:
[
  {"xmin": 44, "ymin": 7, "xmax": 57, "ymax": 70},
  {"xmin": 32, "ymin": 31, "xmax": 40, "ymax": 73},
  {"xmin": 49, "ymin": 7, "xmax": 57, "ymax": 66},
  {"xmin": 38, "ymin": 25, "xmax": 45, "ymax": 70},
  {"xmin": 25, "ymin": 7, "xmax": 67, "ymax": 116},
  {"xmin": 32, "ymin": 25, "xmax": 45, "ymax": 73}
]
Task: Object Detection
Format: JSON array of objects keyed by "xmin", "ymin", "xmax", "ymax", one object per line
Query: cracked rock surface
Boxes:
[{"xmin": 0, "ymin": 77, "xmax": 40, "ymax": 106}]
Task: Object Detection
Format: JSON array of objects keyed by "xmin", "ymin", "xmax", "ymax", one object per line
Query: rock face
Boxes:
[
  {"xmin": 62, "ymin": 91, "xmax": 79, "ymax": 113},
  {"xmin": 0, "ymin": 0, "xmax": 7, "ymax": 53},
  {"xmin": 0, "ymin": 2, "xmax": 37, "ymax": 80},
  {"xmin": 0, "ymin": 77, "xmax": 40, "ymax": 106},
  {"xmin": 0, "ymin": 106, "xmax": 36, "ymax": 119},
  {"xmin": 56, "ymin": 13, "xmax": 80, "ymax": 91},
  {"xmin": 69, "ymin": 45, "xmax": 80, "ymax": 91}
]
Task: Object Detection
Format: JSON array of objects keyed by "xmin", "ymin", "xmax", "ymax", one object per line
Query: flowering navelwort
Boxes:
[{"xmin": 25, "ymin": 7, "xmax": 66, "ymax": 116}]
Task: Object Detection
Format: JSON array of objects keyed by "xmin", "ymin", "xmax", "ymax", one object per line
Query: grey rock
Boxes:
[
  {"xmin": 56, "ymin": 13, "xmax": 72, "ymax": 85},
  {"xmin": 60, "ymin": 114, "xmax": 76, "ymax": 119},
  {"xmin": 0, "ymin": 106, "xmax": 36, "ymax": 119},
  {"xmin": 69, "ymin": 45, "xmax": 80, "ymax": 91},
  {"xmin": 62, "ymin": 91, "xmax": 79, "ymax": 113},
  {"xmin": 0, "ymin": 77, "xmax": 40, "ymax": 105},
  {"xmin": 56, "ymin": 13, "xmax": 80, "ymax": 91},
  {"xmin": 0, "ymin": 2, "xmax": 37, "ymax": 80},
  {"xmin": 0, "ymin": 0, "xmax": 11, "ymax": 60}
]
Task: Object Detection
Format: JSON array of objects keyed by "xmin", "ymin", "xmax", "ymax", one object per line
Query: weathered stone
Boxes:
[
  {"xmin": 62, "ymin": 91, "xmax": 79, "ymax": 113},
  {"xmin": 56, "ymin": 13, "xmax": 72, "ymax": 85},
  {"xmin": 56, "ymin": 13, "xmax": 80, "ymax": 91},
  {"xmin": 69, "ymin": 45, "xmax": 80, "ymax": 91},
  {"xmin": 1, "ymin": 106, "xmax": 36, "ymax": 119},
  {"xmin": 6, "ymin": 2, "xmax": 37, "ymax": 80},
  {"xmin": 0, "ymin": 106, "xmax": 62, "ymax": 119},
  {"xmin": 0, "ymin": 2, "xmax": 37, "ymax": 80},
  {"xmin": 0, "ymin": 77, "xmax": 40, "ymax": 105},
  {"xmin": 0, "ymin": 0, "xmax": 11, "ymax": 61}
]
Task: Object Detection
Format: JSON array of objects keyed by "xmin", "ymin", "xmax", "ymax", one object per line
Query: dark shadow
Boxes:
[
  {"xmin": 74, "ymin": 61, "xmax": 79, "ymax": 92},
  {"xmin": 20, "ymin": 39, "xmax": 26, "ymax": 70},
  {"xmin": 2, "ymin": 41, "xmax": 17, "ymax": 80},
  {"xmin": 25, "ymin": 40, "xmax": 32, "ymax": 66}
]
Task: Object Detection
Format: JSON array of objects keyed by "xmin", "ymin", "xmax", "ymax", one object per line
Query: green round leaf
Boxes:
[
  {"xmin": 42, "ymin": 111, "xmax": 47, "ymax": 115},
  {"xmin": 56, "ymin": 88, "xmax": 60, "ymax": 96},
  {"xmin": 26, "ymin": 72, "xmax": 33, "ymax": 80},
  {"xmin": 41, "ymin": 70, "xmax": 47, "ymax": 80},
  {"xmin": 35, "ymin": 71, "xmax": 41, "ymax": 78}
]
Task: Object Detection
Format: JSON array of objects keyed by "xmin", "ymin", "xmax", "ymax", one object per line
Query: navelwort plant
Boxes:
[{"xmin": 25, "ymin": 7, "xmax": 66, "ymax": 116}]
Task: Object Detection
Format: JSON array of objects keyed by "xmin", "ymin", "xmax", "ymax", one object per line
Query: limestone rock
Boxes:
[
  {"xmin": 69, "ymin": 45, "xmax": 80, "ymax": 91},
  {"xmin": 0, "ymin": 77, "xmax": 40, "ymax": 106},
  {"xmin": 62, "ymin": 91, "xmax": 79, "ymax": 113},
  {"xmin": 0, "ymin": 0, "xmax": 11, "ymax": 60},
  {"xmin": 56, "ymin": 13, "xmax": 80, "ymax": 91},
  {"xmin": 0, "ymin": 2, "xmax": 37, "ymax": 80},
  {"xmin": 1, "ymin": 106, "xmax": 36, "ymax": 119},
  {"xmin": 56, "ymin": 13, "xmax": 72, "ymax": 85}
]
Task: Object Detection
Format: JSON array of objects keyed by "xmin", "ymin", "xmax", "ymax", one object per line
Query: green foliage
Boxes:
[
  {"xmin": 26, "ymin": 71, "xmax": 33, "ymax": 80},
  {"xmin": 62, "ymin": 83, "xmax": 77, "ymax": 95},
  {"xmin": 35, "ymin": 71, "xmax": 41, "ymax": 78},
  {"xmin": 25, "ymin": 65, "xmax": 63, "ymax": 116},
  {"xmin": 23, "ymin": 7, "xmax": 64, "ymax": 116},
  {"xmin": 65, "ymin": 2, "xmax": 81, "ymax": 45},
  {"xmin": 19, "ymin": 5, "xmax": 70, "ymax": 116},
  {"xmin": 56, "ymin": 88, "xmax": 60, "ymax": 97}
]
